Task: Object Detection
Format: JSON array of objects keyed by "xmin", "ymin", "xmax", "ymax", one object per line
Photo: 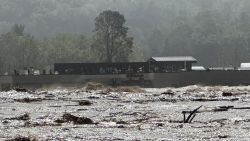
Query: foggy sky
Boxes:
[{"xmin": 0, "ymin": 0, "xmax": 249, "ymax": 39}]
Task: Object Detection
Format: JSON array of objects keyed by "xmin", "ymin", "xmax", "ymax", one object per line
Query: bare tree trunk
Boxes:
[{"xmin": 106, "ymin": 31, "xmax": 112, "ymax": 62}]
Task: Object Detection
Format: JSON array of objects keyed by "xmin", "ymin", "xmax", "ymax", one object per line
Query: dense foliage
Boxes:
[{"xmin": 0, "ymin": 24, "xmax": 91, "ymax": 73}]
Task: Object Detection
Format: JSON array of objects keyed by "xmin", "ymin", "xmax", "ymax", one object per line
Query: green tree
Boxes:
[
  {"xmin": 0, "ymin": 24, "xmax": 42, "ymax": 73},
  {"xmin": 93, "ymin": 10, "xmax": 133, "ymax": 62},
  {"xmin": 11, "ymin": 24, "xmax": 25, "ymax": 36},
  {"xmin": 41, "ymin": 33, "xmax": 92, "ymax": 65}
]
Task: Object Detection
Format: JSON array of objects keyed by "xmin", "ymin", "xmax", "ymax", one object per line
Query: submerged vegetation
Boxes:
[
  {"xmin": 6, "ymin": 136, "xmax": 37, "ymax": 141},
  {"xmin": 107, "ymin": 86, "xmax": 146, "ymax": 93},
  {"xmin": 85, "ymin": 82, "xmax": 145, "ymax": 93},
  {"xmin": 85, "ymin": 82, "xmax": 106, "ymax": 91}
]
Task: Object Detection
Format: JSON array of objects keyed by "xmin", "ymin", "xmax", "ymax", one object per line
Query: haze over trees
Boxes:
[
  {"xmin": 0, "ymin": 10, "xmax": 137, "ymax": 73},
  {"xmin": 1, "ymin": 0, "xmax": 250, "ymax": 73}
]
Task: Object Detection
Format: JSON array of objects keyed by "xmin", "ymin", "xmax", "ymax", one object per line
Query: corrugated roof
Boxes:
[{"xmin": 150, "ymin": 56, "xmax": 197, "ymax": 62}]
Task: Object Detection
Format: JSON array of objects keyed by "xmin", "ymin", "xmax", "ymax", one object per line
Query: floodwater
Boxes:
[{"xmin": 1, "ymin": 85, "xmax": 250, "ymax": 140}]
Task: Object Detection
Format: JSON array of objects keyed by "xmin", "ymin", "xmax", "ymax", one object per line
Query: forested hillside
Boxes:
[{"xmin": 1, "ymin": 0, "xmax": 250, "ymax": 73}]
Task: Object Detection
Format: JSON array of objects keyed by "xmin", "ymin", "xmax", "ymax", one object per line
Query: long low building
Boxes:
[
  {"xmin": 54, "ymin": 56, "xmax": 197, "ymax": 75},
  {"xmin": 1, "ymin": 56, "xmax": 250, "ymax": 90}
]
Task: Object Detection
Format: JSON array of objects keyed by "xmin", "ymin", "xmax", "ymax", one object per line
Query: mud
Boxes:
[{"xmin": 1, "ymin": 85, "xmax": 250, "ymax": 140}]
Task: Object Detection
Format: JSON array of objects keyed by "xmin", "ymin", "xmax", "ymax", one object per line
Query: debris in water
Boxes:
[
  {"xmin": 116, "ymin": 120, "xmax": 128, "ymax": 124},
  {"xmin": 218, "ymin": 135, "xmax": 229, "ymax": 139},
  {"xmin": 44, "ymin": 93, "xmax": 55, "ymax": 98},
  {"xmin": 88, "ymin": 96, "xmax": 100, "ymax": 99},
  {"xmin": 24, "ymin": 121, "xmax": 61, "ymax": 127},
  {"xmin": 55, "ymin": 113, "xmax": 94, "ymax": 124},
  {"xmin": 156, "ymin": 123, "xmax": 164, "ymax": 127},
  {"xmin": 161, "ymin": 89, "xmax": 175, "ymax": 96},
  {"xmin": 78, "ymin": 100, "xmax": 92, "ymax": 106},
  {"xmin": 192, "ymin": 98, "xmax": 239, "ymax": 102},
  {"xmin": 213, "ymin": 106, "xmax": 234, "ymax": 112},
  {"xmin": 13, "ymin": 88, "xmax": 29, "ymax": 93},
  {"xmin": 182, "ymin": 106, "xmax": 202, "ymax": 123},
  {"xmin": 5, "ymin": 136, "xmax": 37, "ymax": 141},
  {"xmin": 117, "ymin": 125, "xmax": 125, "ymax": 128},
  {"xmin": 54, "ymin": 119, "xmax": 65, "ymax": 124},
  {"xmin": 159, "ymin": 98, "xmax": 177, "ymax": 103},
  {"xmin": 7, "ymin": 113, "xmax": 30, "ymax": 121},
  {"xmin": 222, "ymin": 92, "xmax": 233, "ymax": 97},
  {"xmin": 14, "ymin": 98, "xmax": 42, "ymax": 103},
  {"xmin": 2, "ymin": 120, "xmax": 9, "ymax": 124},
  {"xmin": 110, "ymin": 86, "xmax": 145, "ymax": 93},
  {"xmin": 85, "ymin": 82, "xmax": 105, "ymax": 91}
]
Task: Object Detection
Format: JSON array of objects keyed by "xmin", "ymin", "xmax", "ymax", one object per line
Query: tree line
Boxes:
[{"xmin": 0, "ymin": 10, "xmax": 143, "ymax": 74}]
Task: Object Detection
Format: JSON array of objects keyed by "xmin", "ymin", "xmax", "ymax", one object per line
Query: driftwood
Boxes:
[
  {"xmin": 233, "ymin": 107, "xmax": 250, "ymax": 110},
  {"xmin": 182, "ymin": 106, "xmax": 202, "ymax": 123},
  {"xmin": 192, "ymin": 98, "xmax": 239, "ymax": 102},
  {"xmin": 213, "ymin": 106, "xmax": 250, "ymax": 111},
  {"xmin": 213, "ymin": 106, "xmax": 234, "ymax": 112},
  {"xmin": 14, "ymin": 98, "xmax": 42, "ymax": 103},
  {"xmin": 181, "ymin": 105, "xmax": 250, "ymax": 123}
]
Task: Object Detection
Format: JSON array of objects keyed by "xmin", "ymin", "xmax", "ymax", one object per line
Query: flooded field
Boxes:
[{"xmin": 1, "ymin": 85, "xmax": 250, "ymax": 140}]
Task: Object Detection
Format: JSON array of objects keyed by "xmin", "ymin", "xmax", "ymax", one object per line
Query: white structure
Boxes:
[
  {"xmin": 192, "ymin": 66, "xmax": 206, "ymax": 71},
  {"xmin": 239, "ymin": 63, "xmax": 250, "ymax": 70}
]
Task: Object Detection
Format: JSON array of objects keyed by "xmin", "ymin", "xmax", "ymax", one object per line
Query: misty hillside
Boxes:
[
  {"xmin": 1, "ymin": 0, "xmax": 250, "ymax": 72},
  {"xmin": 1, "ymin": 0, "xmax": 249, "ymax": 37}
]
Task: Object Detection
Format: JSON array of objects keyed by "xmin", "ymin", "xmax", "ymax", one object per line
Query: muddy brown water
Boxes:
[{"xmin": 1, "ymin": 85, "xmax": 250, "ymax": 140}]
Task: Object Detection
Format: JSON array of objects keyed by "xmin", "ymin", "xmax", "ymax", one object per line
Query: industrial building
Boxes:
[{"xmin": 54, "ymin": 56, "xmax": 197, "ymax": 75}]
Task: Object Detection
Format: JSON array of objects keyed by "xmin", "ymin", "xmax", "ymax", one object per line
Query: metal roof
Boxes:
[
  {"xmin": 192, "ymin": 66, "xmax": 206, "ymax": 71},
  {"xmin": 149, "ymin": 56, "xmax": 197, "ymax": 62}
]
